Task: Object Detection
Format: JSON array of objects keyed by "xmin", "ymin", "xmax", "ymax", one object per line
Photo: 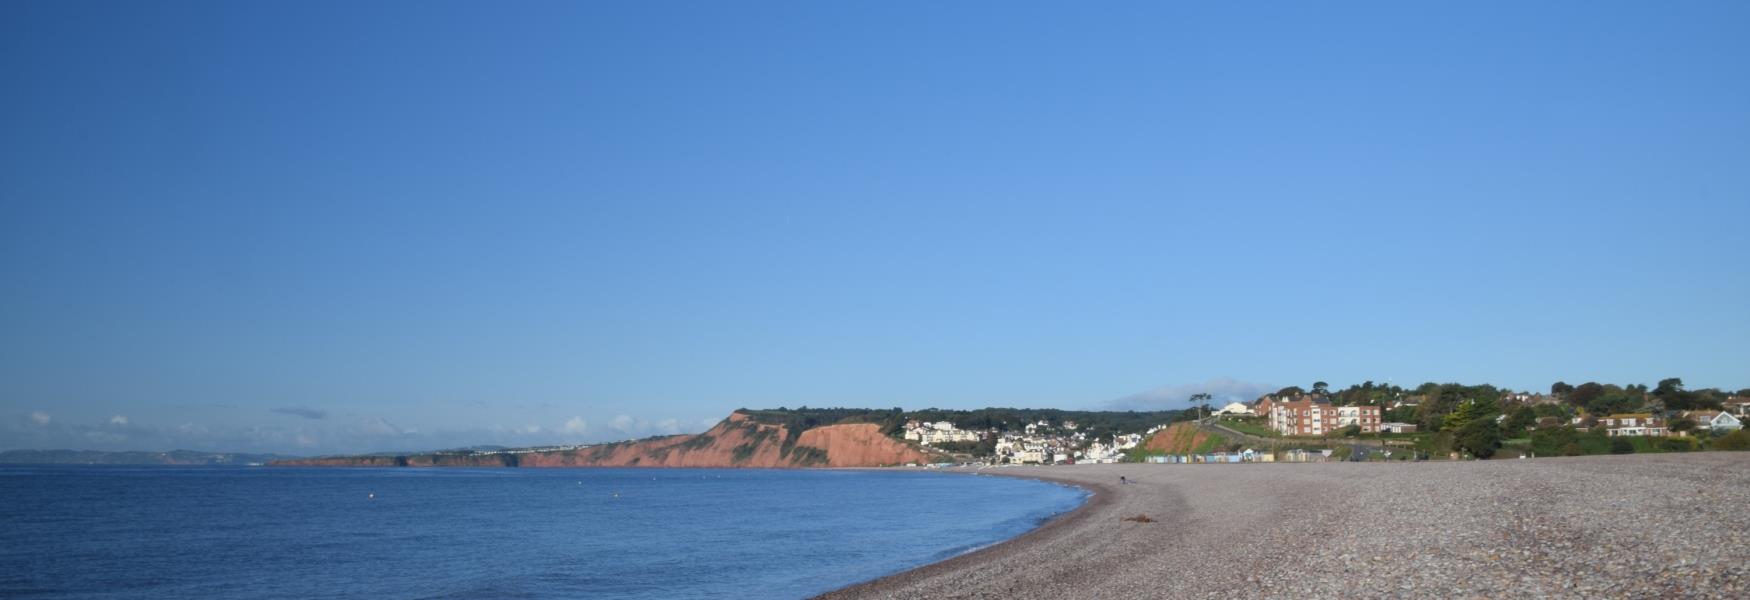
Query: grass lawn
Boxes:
[
  {"xmin": 1219, "ymin": 418, "xmax": 1278, "ymax": 438},
  {"xmin": 1189, "ymin": 433, "xmax": 1229, "ymax": 455}
]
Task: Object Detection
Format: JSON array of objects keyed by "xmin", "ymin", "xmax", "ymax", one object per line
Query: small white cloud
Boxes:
[
  {"xmin": 655, "ymin": 418, "xmax": 681, "ymax": 434},
  {"xmin": 523, "ymin": 425, "xmax": 540, "ymax": 434},
  {"xmin": 356, "ymin": 417, "xmax": 404, "ymax": 436},
  {"xmin": 110, "ymin": 415, "xmax": 129, "ymax": 426},
  {"xmin": 30, "ymin": 411, "xmax": 50, "ymax": 425},
  {"xmin": 563, "ymin": 417, "xmax": 588, "ymax": 434},
  {"xmin": 610, "ymin": 415, "xmax": 636, "ymax": 434},
  {"xmin": 1109, "ymin": 377, "xmax": 1279, "ymax": 410},
  {"xmin": 272, "ymin": 406, "xmax": 328, "ymax": 420}
]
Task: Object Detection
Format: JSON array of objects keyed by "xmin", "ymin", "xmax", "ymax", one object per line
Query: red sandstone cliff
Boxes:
[{"xmin": 275, "ymin": 411, "xmax": 938, "ymax": 468}]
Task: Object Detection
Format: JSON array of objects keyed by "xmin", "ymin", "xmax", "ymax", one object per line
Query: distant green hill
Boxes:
[{"xmin": 0, "ymin": 449, "xmax": 298, "ymax": 465}]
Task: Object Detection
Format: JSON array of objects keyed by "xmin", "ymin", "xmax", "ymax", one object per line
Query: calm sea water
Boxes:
[{"xmin": 0, "ymin": 466, "xmax": 1085, "ymax": 599}]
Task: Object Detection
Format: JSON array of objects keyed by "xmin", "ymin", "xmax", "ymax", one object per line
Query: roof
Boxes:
[{"xmin": 1603, "ymin": 413, "xmax": 1653, "ymax": 419}]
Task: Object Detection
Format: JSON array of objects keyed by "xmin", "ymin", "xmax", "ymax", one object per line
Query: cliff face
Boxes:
[{"xmin": 275, "ymin": 411, "xmax": 937, "ymax": 469}]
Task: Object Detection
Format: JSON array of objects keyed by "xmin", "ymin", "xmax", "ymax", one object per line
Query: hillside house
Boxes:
[
  {"xmin": 1336, "ymin": 405, "xmax": 1383, "ymax": 433},
  {"xmin": 902, "ymin": 421, "xmax": 982, "ymax": 446},
  {"xmin": 1683, "ymin": 411, "xmax": 1742, "ymax": 433},
  {"xmin": 1216, "ymin": 402, "xmax": 1254, "ymax": 416},
  {"xmin": 1252, "ymin": 397, "xmax": 1276, "ymax": 421},
  {"xmin": 1268, "ymin": 396, "xmax": 1337, "ymax": 436},
  {"xmin": 1598, "ymin": 413, "xmax": 1668, "ymax": 437},
  {"xmin": 1724, "ymin": 397, "xmax": 1750, "ymax": 417}
]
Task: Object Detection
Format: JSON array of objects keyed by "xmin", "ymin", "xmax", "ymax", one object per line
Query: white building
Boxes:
[
  {"xmin": 1215, "ymin": 402, "xmax": 1254, "ymax": 416},
  {"xmin": 1598, "ymin": 413, "xmax": 1667, "ymax": 437},
  {"xmin": 1335, "ymin": 405, "xmax": 1383, "ymax": 433},
  {"xmin": 1684, "ymin": 411, "xmax": 1743, "ymax": 433},
  {"xmin": 1014, "ymin": 441, "xmax": 1049, "ymax": 464},
  {"xmin": 901, "ymin": 420, "xmax": 982, "ymax": 446},
  {"xmin": 1709, "ymin": 412, "xmax": 1743, "ymax": 432}
]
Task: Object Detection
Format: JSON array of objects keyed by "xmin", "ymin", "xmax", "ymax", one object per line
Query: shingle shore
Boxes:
[{"xmin": 819, "ymin": 453, "xmax": 1750, "ymax": 599}]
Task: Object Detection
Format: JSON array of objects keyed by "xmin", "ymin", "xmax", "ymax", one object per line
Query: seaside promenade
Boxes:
[{"xmin": 820, "ymin": 453, "xmax": 1750, "ymax": 599}]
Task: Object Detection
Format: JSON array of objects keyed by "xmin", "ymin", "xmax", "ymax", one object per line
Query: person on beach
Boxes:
[{"xmin": 1120, "ymin": 476, "xmax": 1127, "ymax": 485}]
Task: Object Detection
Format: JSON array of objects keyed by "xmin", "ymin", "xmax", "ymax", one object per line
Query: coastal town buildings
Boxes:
[
  {"xmin": 902, "ymin": 421, "xmax": 983, "ymax": 446},
  {"xmin": 987, "ymin": 421, "xmax": 1144, "ymax": 465},
  {"xmin": 1257, "ymin": 395, "xmax": 1386, "ymax": 436},
  {"xmin": 1335, "ymin": 405, "xmax": 1383, "ymax": 433},
  {"xmin": 1598, "ymin": 413, "xmax": 1669, "ymax": 437},
  {"xmin": 1215, "ymin": 402, "xmax": 1254, "ymax": 416},
  {"xmin": 1252, "ymin": 397, "xmax": 1275, "ymax": 421},
  {"xmin": 1267, "ymin": 396, "xmax": 1338, "ymax": 436},
  {"xmin": 1724, "ymin": 397, "xmax": 1750, "ymax": 417},
  {"xmin": 1379, "ymin": 422, "xmax": 1418, "ymax": 434},
  {"xmin": 1682, "ymin": 411, "xmax": 1743, "ymax": 433}
]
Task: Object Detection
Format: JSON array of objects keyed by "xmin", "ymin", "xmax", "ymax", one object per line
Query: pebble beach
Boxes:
[{"xmin": 821, "ymin": 453, "xmax": 1750, "ymax": 599}]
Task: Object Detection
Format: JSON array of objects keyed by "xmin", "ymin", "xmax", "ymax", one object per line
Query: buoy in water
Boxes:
[{"xmin": 368, "ymin": 493, "xmax": 375, "ymax": 499}]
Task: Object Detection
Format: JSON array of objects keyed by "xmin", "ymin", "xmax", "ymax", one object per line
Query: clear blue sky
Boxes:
[{"xmin": 3, "ymin": 1, "xmax": 1746, "ymax": 454}]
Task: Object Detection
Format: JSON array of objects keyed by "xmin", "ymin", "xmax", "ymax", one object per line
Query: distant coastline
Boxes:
[{"xmin": 0, "ymin": 449, "xmax": 298, "ymax": 466}]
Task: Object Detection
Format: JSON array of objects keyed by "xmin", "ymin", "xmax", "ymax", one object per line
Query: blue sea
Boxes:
[{"xmin": 0, "ymin": 466, "xmax": 1085, "ymax": 599}]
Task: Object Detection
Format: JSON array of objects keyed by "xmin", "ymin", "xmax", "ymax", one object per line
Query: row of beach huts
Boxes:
[{"xmin": 1143, "ymin": 448, "xmax": 1337, "ymax": 464}]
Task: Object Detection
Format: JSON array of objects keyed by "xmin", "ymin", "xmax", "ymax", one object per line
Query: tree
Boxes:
[
  {"xmin": 1586, "ymin": 390, "xmax": 1639, "ymax": 417},
  {"xmin": 1714, "ymin": 429, "xmax": 1750, "ymax": 451},
  {"xmin": 1568, "ymin": 382, "xmax": 1605, "ymax": 408},
  {"xmin": 1532, "ymin": 403, "xmax": 1570, "ymax": 419},
  {"xmin": 1502, "ymin": 406, "xmax": 1537, "ymax": 436},
  {"xmin": 1312, "ymin": 381, "xmax": 1330, "ymax": 397},
  {"xmin": 1551, "ymin": 381, "xmax": 1574, "ymax": 396},
  {"xmin": 1531, "ymin": 426, "xmax": 1579, "ymax": 457},
  {"xmin": 1455, "ymin": 418, "xmax": 1501, "ymax": 458},
  {"xmin": 1276, "ymin": 386, "xmax": 1305, "ymax": 398},
  {"xmin": 1385, "ymin": 405, "xmax": 1418, "ymax": 423},
  {"xmin": 1609, "ymin": 438, "xmax": 1634, "ymax": 454},
  {"xmin": 1670, "ymin": 418, "xmax": 1697, "ymax": 433},
  {"xmin": 1651, "ymin": 377, "xmax": 1718, "ymax": 411},
  {"xmin": 1442, "ymin": 396, "xmax": 1499, "ymax": 432}
]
